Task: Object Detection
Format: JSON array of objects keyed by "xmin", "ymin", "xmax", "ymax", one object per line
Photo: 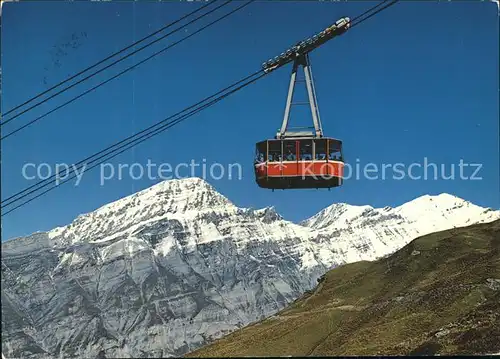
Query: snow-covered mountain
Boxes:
[
  {"xmin": 300, "ymin": 192, "xmax": 500, "ymax": 266},
  {"xmin": 2, "ymin": 178, "xmax": 499, "ymax": 358}
]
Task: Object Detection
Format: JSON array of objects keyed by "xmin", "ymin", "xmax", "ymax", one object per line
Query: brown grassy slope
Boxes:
[{"xmin": 186, "ymin": 219, "xmax": 500, "ymax": 357}]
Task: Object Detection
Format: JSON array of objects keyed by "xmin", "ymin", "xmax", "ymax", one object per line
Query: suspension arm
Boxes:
[{"xmin": 262, "ymin": 16, "xmax": 351, "ymax": 74}]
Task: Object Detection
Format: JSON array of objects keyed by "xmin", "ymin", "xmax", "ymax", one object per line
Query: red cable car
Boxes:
[{"xmin": 254, "ymin": 53, "xmax": 344, "ymax": 190}]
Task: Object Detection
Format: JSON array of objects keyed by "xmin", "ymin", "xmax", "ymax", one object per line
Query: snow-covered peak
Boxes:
[
  {"xmin": 398, "ymin": 192, "xmax": 461, "ymax": 210},
  {"xmin": 300, "ymin": 203, "xmax": 374, "ymax": 230},
  {"xmin": 82, "ymin": 177, "xmax": 232, "ymax": 215},
  {"xmin": 96, "ymin": 177, "xmax": 233, "ymax": 213},
  {"xmin": 395, "ymin": 193, "xmax": 499, "ymax": 229},
  {"xmin": 253, "ymin": 206, "xmax": 283, "ymax": 223},
  {"xmin": 301, "ymin": 193, "xmax": 498, "ymax": 229},
  {"xmin": 47, "ymin": 177, "xmax": 235, "ymax": 245},
  {"xmin": 302, "ymin": 193, "xmax": 499, "ymax": 232}
]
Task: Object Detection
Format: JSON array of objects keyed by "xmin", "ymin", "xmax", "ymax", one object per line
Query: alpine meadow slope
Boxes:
[
  {"xmin": 188, "ymin": 219, "xmax": 500, "ymax": 357},
  {"xmin": 1, "ymin": 178, "xmax": 499, "ymax": 358}
]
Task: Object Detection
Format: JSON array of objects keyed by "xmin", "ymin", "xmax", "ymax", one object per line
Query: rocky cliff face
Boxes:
[{"xmin": 2, "ymin": 178, "xmax": 499, "ymax": 358}]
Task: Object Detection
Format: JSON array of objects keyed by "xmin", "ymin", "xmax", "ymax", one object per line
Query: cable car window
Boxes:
[
  {"xmin": 328, "ymin": 139, "xmax": 342, "ymax": 161},
  {"xmin": 283, "ymin": 140, "xmax": 296, "ymax": 161},
  {"xmin": 314, "ymin": 139, "xmax": 327, "ymax": 160},
  {"xmin": 255, "ymin": 142, "xmax": 266, "ymax": 163},
  {"xmin": 268, "ymin": 140, "xmax": 281, "ymax": 162},
  {"xmin": 299, "ymin": 140, "xmax": 312, "ymax": 160}
]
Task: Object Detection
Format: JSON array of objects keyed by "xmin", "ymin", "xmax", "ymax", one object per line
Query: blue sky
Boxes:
[{"xmin": 1, "ymin": 0, "xmax": 499, "ymax": 240}]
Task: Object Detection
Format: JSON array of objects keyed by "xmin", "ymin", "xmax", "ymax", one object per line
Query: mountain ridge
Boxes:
[
  {"xmin": 4, "ymin": 178, "xmax": 498, "ymax": 244},
  {"xmin": 2, "ymin": 177, "xmax": 499, "ymax": 358},
  {"xmin": 187, "ymin": 219, "xmax": 500, "ymax": 357}
]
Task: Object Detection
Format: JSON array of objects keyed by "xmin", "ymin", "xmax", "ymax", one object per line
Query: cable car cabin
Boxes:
[{"xmin": 254, "ymin": 137, "xmax": 344, "ymax": 189}]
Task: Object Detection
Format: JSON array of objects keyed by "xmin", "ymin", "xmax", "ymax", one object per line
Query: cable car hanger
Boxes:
[
  {"xmin": 264, "ymin": 16, "xmax": 351, "ymax": 140},
  {"xmin": 277, "ymin": 53, "xmax": 323, "ymax": 140}
]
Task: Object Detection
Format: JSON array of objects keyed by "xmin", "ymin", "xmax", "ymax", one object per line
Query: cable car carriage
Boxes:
[{"xmin": 254, "ymin": 53, "xmax": 344, "ymax": 190}]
